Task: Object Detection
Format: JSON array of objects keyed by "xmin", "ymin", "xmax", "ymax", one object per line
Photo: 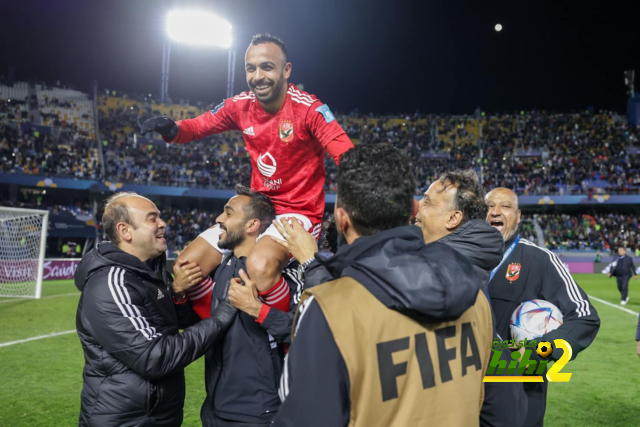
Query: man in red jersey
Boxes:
[{"xmin": 141, "ymin": 33, "xmax": 353, "ymax": 300}]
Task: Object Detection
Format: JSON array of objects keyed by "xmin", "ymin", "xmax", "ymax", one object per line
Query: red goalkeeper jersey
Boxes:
[{"xmin": 169, "ymin": 84, "xmax": 353, "ymax": 222}]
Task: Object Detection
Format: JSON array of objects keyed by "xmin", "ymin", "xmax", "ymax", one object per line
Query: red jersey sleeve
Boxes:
[
  {"xmin": 185, "ymin": 277, "xmax": 214, "ymax": 319},
  {"xmin": 306, "ymin": 101, "xmax": 354, "ymax": 165},
  {"xmin": 165, "ymin": 99, "xmax": 239, "ymax": 144}
]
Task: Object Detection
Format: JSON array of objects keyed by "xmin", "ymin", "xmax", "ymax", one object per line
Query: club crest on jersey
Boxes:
[
  {"xmin": 506, "ymin": 263, "xmax": 521, "ymax": 282},
  {"xmin": 279, "ymin": 120, "xmax": 294, "ymax": 143}
]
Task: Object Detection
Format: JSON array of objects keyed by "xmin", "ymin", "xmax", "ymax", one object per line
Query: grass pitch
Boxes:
[{"xmin": 0, "ymin": 275, "xmax": 639, "ymax": 426}]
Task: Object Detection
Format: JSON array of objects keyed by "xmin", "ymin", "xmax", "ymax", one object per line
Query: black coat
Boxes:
[
  {"xmin": 612, "ymin": 256, "xmax": 636, "ymax": 278},
  {"xmin": 490, "ymin": 233, "xmax": 600, "ymax": 362},
  {"xmin": 74, "ymin": 242, "xmax": 225, "ymax": 427},
  {"xmin": 201, "ymin": 253, "xmax": 303, "ymax": 425}
]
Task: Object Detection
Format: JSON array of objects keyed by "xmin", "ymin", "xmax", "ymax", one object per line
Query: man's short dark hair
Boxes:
[
  {"xmin": 337, "ymin": 144, "xmax": 415, "ymax": 236},
  {"xmin": 102, "ymin": 192, "xmax": 140, "ymax": 244},
  {"xmin": 438, "ymin": 169, "xmax": 487, "ymax": 223},
  {"xmin": 322, "ymin": 216, "xmax": 338, "ymax": 254},
  {"xmin": 250, "ymin": 33, "xmax": 289, "ymax": 62},
  {"xmin": 235, "ymin": 184, "xmax": 276, "ymax": 234}
]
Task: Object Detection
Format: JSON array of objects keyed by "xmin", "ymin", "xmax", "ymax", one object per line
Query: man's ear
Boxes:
[
  {"xmin": 116, "ymin": 222, "xmax": 133, "ymax": 243},
  {"xmin": 446, "ymin": 210, "xmax": 464, "ymax": 231},
  {"xmin": 517, "ymin": 210, "xmax": 522, "ymax": 226},
  {"xmin": 335, "ymin": 207, "xmax": 351, "ymax": 236},
  {"xmin": 283, "ymin": 62, "xmax": 292, "ymax": 80},
  {"xmin": 245, "ymin": 218, "xmax": 261, "ymax": 235}
]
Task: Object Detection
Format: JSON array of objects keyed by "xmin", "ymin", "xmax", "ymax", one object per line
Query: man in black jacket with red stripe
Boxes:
[
  {"xmin": 75, "ymin": 192, "xmax": 236, "ymax": 427},
  {"xmin": 181, "ymin": 186, "xmax": 302, "ymax": 427},
  {"xmin": 486, "ymin": 188, "xmax": 601, "ymax": 427}
]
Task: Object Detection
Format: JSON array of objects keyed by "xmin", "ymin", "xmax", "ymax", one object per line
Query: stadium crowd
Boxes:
[
  {"xmin": 0, "ymin": 120, "xmax": 99, "ymax": 179},
  {"xmin": 480, "ymin": 112, "xmax": 640, "ymax": 194},
  {"xmin": 529, "ymin": 212, "xmax": 640, "ymax": 253},
  {"xmin": 4, "ymin": 78, "xmax": 640, "ymax": 196},
  {"xmin": 2, "ymin": 199, "xmax": 93, "ymax": 217},
  {"xmin": 4, "ymin": 83, "xmax": 640, "ymax": 255},
  {"xmin": 99, "ymin": 99, "xmax": 253, "ymax": 188}
]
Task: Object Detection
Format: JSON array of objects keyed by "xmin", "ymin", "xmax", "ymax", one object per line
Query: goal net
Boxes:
[{"xmin": 0, "ymin": 207, "xmax": 49, "ymax": 299}]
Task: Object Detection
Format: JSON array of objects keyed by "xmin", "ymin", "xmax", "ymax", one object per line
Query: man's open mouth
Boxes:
[
  {"xmin": 253, "ymin": 84, "xmax": 271, "ymax": 95},
  {"xmin": 490, "ymin": 220, "xmax": 504, "ymax": 231}
]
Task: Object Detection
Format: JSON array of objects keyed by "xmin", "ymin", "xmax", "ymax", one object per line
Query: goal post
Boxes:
[{"xmin": 0, "ymin": 207, "xmax": 50, "ymax": 299}]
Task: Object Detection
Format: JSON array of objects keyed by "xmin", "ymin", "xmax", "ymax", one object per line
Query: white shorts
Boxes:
[{"xmin": 198, "ymin": 214, "xmax": 321, "ymax": 254}]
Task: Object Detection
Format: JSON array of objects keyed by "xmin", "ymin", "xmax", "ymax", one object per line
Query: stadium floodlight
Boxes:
[
  {"xmin": 160, "ymin": 10, "xmax": 235, "ymax": 104},
  {"xmin": 166, "ymin": 10, "xmax": 233, "ymax": 48}
]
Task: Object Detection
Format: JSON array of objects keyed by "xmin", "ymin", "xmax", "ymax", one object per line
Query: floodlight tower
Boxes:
[{"xmin": 161, "ymin": 10, "xmax": 234, "ymax": 104}]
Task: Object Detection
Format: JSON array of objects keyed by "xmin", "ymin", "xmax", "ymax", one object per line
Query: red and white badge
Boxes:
[
  {"xmin": 279, "ymin": 120, "xmax": 294, "ymax": 143},
  {"xmin": 506, "ymin": 263, "xmax": 521, "ymax": 282}
]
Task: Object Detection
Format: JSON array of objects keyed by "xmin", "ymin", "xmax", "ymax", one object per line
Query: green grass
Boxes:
[{"xmin": 0, "ymin": 275, "xmax": 638, "ymax": 426}]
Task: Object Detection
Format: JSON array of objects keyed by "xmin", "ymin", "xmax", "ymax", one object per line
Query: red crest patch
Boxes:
[
  {"xmin": 279, "ymin": 120, "xmax": 294, "ymax": 143},
  {"xmin": 506, "ymin": 263, "xmax": 521, "ymax": 282}
]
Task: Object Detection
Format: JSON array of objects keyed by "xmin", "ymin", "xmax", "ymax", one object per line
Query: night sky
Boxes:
[{"xmin": 1, "ymin": 0, "xmax": 638, "ymax": 115}]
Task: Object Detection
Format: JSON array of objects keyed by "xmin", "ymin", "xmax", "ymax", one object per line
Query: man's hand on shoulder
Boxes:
[{"xmin": 228, "ymin": 269, "xmax": 263, "ymax": 318}]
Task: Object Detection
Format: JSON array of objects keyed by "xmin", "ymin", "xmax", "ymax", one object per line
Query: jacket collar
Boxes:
[
  {"xmin": 317, "ymin": 225, "xmax": 424, "ymax": 278},
  {"xmin": 505, "ymin": 231, "xmax": 521, "ymax": 250}
]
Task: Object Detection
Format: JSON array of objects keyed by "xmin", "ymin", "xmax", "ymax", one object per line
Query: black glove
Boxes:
[
  {"xmin": 211, "ymin": 281, "xmax": 238, "ymax": 331},
  {"xmin": 140, "ymin": 116, "xmax": 179, "ymax": 139}
]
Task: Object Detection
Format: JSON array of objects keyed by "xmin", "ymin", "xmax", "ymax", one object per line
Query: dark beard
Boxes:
[
  {"xmin": 252, "ymin": 71, "xmax": 285, "ymax": 104},
  {"xmin": 218, "ymin": 227, "xmax": 244, "ymax": 250}
]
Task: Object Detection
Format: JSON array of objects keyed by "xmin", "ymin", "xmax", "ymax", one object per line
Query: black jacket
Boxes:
[
  {"xmin": 490, "ymin": 233, "xmax": 600, "ymax": 427},
  {"xmin": 437, "ymin": 219, "xmax": 503, "ymax": 289},
  {"xmin": 75, "ymin": 242, "xmax": 224, "ymax": 427},
  {"xmin": 274, "ymin": 225, "xmax": 488, "ymax": 427},
  {"xmin": 490, "ymin": 233, "xmax": 600, "ymax": 362},
  {"xmin": 201, "ymin": 253, "xmax": 302, "ymax": 425},
  {"xmin": 439, "ymin": 220, "xmax": 528, "ymax": 427},
  {"xmin": 612, "ymin": 255, "xmax": 636, "ymax": 278}
]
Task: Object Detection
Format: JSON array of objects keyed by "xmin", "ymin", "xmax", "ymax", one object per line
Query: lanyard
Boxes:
[
  {"xmin": 484, "ymin": 235, "xmax": 520, "ymax": 308},
  {"xmin": 489, "ymin": 235, "xmax": 521, "ymax": 284}
]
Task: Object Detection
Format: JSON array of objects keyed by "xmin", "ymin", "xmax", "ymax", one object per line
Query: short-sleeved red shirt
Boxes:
[{"xmin": 170, "ymin": 84, "xmax": 353, "ymax": 222}]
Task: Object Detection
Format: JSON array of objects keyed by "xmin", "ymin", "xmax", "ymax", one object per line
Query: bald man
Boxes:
[
  {"xmin": 74, "ymin": 192, "xmax": 237, "ymax": 427},
  {"xmin": 485, "ymin": 188, "xmax": 601, "ymax": 427}
]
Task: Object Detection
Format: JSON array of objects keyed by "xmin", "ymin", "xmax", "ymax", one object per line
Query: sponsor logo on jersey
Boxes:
[
  {"xmin": 243, "ymin": 126, "xmax": 255, "ymax": 136},
  {"xmin": 263, "ymin": 177, "xmax": 282, "ymax": 191},
  {"xmin": 257, "ymin": 152, "xmax": 277, "ymax": 178},
  {"xmin": 506, "ymin": 263, "xmax": 521, "ymax": 282},
  {"xmin": 279, "ymin": 119, "xmax": 294, "ymax": 143},
  {"xmin": 315, "ymin": 104, "xmax": 336, "ymax": 123},
  {"xmin": 210, "ymin": 101, "xmax": 224, "ymax": 115},
  {"xmin": 157, "ymin": 289, "xmax": 165, "ymax": 300}
]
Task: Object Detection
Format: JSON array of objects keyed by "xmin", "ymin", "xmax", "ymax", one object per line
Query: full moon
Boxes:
[{"xmin": 495, "ymin": 23, "xmax": 503, "ymax": 32}]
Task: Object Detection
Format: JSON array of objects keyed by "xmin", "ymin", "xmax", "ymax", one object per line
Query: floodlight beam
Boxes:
[
  {"xmin": 160, "ymin": 10, "xmax": 235, "ymax": 105},
  {"xmin": 166, "ymin": 10, "xmax": 232, "ymax": 48}
]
